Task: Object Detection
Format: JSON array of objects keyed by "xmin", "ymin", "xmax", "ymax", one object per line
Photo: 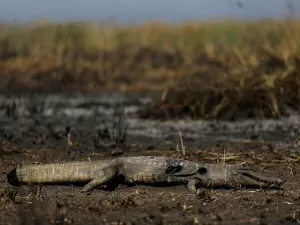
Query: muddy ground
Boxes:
[{"xmin": 1, "ymin": 93, "xmax": 300, "ymax": 225}]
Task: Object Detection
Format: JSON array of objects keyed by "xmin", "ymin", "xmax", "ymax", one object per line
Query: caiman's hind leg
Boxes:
[{"xmin": 81, "ymin": 167, "xmax": 117, "ymax": 192}]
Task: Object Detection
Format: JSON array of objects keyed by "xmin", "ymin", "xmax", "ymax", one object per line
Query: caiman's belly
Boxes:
[{"xmin": 124, "ymin": 173, "xmax": 186, "ymax": 184}]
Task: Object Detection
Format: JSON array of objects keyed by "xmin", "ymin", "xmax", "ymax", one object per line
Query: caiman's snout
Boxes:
[
  {"xmin": 232, "ymin": 167, "xmax": 284, "ymax": 189},
  {"xmin": 190, "ymin": 164, "xmax": 285, "ymax": 191}
]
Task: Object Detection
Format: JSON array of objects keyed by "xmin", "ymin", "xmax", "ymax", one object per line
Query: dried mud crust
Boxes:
[
  {"xmin": 0, "ymin": 94, "xmax": 300, "ymax": 225},
  {"xmin": 0, "ymin": 138, "xmax": 300, "ymax": 225}
]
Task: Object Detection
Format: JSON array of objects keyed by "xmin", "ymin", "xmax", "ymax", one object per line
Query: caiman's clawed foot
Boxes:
[{"xmin": 188, "ymin": 164, "xmax": 284, "ymax": 193}]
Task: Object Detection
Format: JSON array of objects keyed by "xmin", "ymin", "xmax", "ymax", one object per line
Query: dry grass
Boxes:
[{"xmin": 1, "ymin": 19, "xmax": 300, "ymax": 119}]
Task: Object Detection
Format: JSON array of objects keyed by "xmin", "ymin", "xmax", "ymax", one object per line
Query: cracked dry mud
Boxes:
[{"xmin": 0, "ymin": 93, "xmax": 300, "ymax": 225}]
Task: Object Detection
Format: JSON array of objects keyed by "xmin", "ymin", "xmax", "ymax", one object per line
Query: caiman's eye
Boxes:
[
  {"xmin": 165, "ymin": 165, "xmax": 183, "ymax": 174},
  {"xmin": 197, "ymin": 167, "xmax": 207, "ymax": 175}
]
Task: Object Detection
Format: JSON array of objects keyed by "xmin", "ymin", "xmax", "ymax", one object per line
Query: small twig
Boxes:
[
  {"xmin": 177, "ymin": 127, "xmax": 186, "ymax": 158},
  {"xmin": 160, "ymin": 88, "xmax": 168, "ymax": 103},
  {"xmin": 67, "ymin": 134, "xmax": 73, "ymax": 146},
  {"xmin": 223, "ymin": 147, "xmax": 226, "ymax": 164},
  {"xmin": 66, "ymin": 127, "xmax": 73, "ymax": 146},
  {"xmin": 36, "ymin": 184, "xmax": 42, "ymax": 198},
  {"xmin": 114, "ymin": 102, "xmax": 127, "ymax": 146},
  {"xmin": 293, "ymin": 136, "xmax": 300, "ymax": 144},
  {"xmin": 176, "ymin": 143, "xmax": 180, "ymax": 152}
]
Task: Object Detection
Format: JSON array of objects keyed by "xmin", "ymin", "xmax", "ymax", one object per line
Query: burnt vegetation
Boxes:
[{"xmin": 0, "ymin": 20, "xmax": 300, "ymax": 120}]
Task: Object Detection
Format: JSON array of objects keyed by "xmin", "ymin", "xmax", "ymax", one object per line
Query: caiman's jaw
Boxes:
[
  {"xmin": 230, "ymin": 167, "xmax": 284, "ymax": 189},
  {"xmin": 186, "ymin": 164, "xmax": 284, "ymax": 193}
]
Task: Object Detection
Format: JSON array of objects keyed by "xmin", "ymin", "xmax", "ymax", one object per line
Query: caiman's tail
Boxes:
[{"xmin": 7, "ymin": 162, "xmax": 93, "ymax": 185}]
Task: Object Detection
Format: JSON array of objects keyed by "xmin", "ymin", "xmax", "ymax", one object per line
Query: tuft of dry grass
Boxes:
[{"xmin": 1, "ymin": 19, "xmax": 300, "ymax": 119}]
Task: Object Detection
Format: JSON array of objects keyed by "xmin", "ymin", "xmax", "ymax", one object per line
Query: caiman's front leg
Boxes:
[
  {"xmin": 188, "ymin": 164, "xmax": 284, "ymax": 193},
  {"xmin": 187, "ymin": 179, "xmax": 200, "ymax": 194},
  {"xmin": 81, "ymin": 167, "xmax": 117, "ymax": 192}
]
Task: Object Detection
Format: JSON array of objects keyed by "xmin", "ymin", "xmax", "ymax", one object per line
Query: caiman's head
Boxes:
[
  {"xmin": 193, "ymin": 164, "xmax": 284, "ymax": 189},
  {"xmin": 165, "ymin": 159, "xmax": 284, "ymax": 193}
]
